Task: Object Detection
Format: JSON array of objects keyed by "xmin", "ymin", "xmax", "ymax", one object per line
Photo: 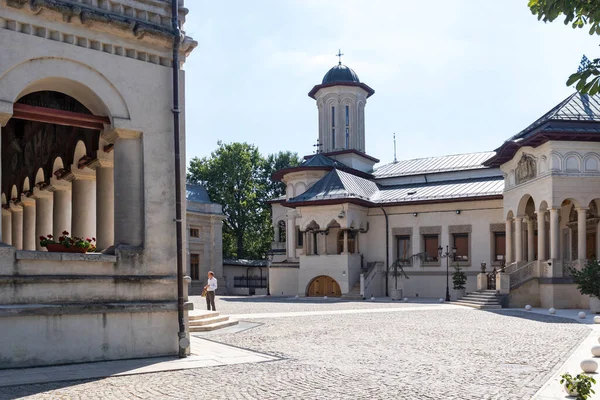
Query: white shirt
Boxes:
[{"xmin": 207, "ymin": 277, "xmax": 217, "ymax": 292}]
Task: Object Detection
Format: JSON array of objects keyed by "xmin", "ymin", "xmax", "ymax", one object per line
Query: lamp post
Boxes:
[
  {"xmin": 266, "ymin": 251, "xmax": 274, "ymax": 296},
  {"xmin": 438, "ymin": 245, "xmax": 457, "ymax": 302}
]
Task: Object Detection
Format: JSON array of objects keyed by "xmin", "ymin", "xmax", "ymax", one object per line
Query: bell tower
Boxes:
[{"xmin": 308, "ymin": 51, "xmax": 375, "ymax": 154}]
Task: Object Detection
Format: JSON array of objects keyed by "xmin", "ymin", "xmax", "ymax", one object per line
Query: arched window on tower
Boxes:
[
  {"xmin": 345, "ymin": 105, "xmax": 350, "ymax": 149},
  {"xmin": 278, "ymin": 220, "xmax": 286, "ymax": 242},
  {"xmin": 331, "ymin": 106, "xmax": 336, "ymax": 149}
]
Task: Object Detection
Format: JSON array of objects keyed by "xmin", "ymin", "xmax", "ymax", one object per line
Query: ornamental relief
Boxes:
[
  {"xmin": 515, "ymin": 154, "xmax": 536, "ymax": 185},
  {"xmin": 489, "ymin": 223, "xmax": 505, "ymax": 232},
  {"xmin": 392, "ymin": 227, "xmax": 413, "ymax": 236},
  {"xmin": 419, "ymin": 226, "xmax": 441, "ymax": 234},
  {"xmin": 448, "ymin": 225, "xmax": 472, "ymax": 234}
]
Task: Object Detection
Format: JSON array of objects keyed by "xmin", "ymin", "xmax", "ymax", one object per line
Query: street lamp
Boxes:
[
  {"xmin": 438, "ymin": 245, "xmax": 457, "ymax": 302},
  {"xmin": 266, "ymin": 251, "xmax": 274, "ymax": 296}
]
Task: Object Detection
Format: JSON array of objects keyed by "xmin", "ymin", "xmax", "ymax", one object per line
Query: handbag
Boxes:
[{"xmin": 201, "ymin": 288, "xmax": 207, "ymax": 297}]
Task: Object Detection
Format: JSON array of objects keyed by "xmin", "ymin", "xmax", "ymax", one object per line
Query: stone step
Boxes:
[
  {"xmin": 460, "ymin": 295, "xmax": 500, "ymax": 302},
  {"xmin": 342, "ymin": 295, "xmax": 363, "ymax": 300},
  {"xmin": 453, "ymin": 301, "xmax": 502, "ymax": 310},
  {"xmin": 189, "ymin": 311, "xmax": 220, "ymax": 321},
  {"xmin": 189, "ymin": 319, "xmax": 239, "ymax": 332},
  {"xmin": 189, "ymin": 315, "xmax": 230, "ymax": 327},
  {"xmin": 456, "ymin": 298, "xmax": 501, "ymax": 306},
  {"xmin": 462, "ymin": 294, "xmax": 500, "ymax": 300}
]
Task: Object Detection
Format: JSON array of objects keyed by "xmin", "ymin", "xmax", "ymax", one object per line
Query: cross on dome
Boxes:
[{"xmin": 336, "ymin": 49, "xmax": 344, "ymax": 65}]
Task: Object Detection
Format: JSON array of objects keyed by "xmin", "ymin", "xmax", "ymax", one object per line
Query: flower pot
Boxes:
[
  {"xmin": 452, "ymin": 289, "xmax": 466, "ymax": 300},
  {"xmin": 46, "ymin": 243, "xmax": 88, "ymax": 253},
  {"xmin": 590, "ymin": 297, "xmax": 600, "ymax": 314},
  {"xmin": 564, "ymin": 384, "xmax": 577, "ymax": 397},
  {"xmin": 390, "ymin": 288, "xmax": 403, "ymax": 300}
]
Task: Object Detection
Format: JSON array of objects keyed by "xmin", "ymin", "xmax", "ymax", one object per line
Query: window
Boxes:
[
  {"xmin": 453, "ymin": 234, "xmax": 469, "ymax": 262},
  {"xmin": 234, "ymin": 276, "xmax": 267, "ymax": 288},
  {"xmin": 190, "ymin": 254, "xmax": 200, "ymax": 280},
  {"xmin": 331, "ymin": 106, "xmax": 335, "ymax": 149},
  {"xmin": 337, "ymin": 230, "xmax": 356, "ymax": 254},
  {"xmin": 396, "ymin": 235, "xmax": 411, "ymax": 264},
  {"xmin": 345, "ymin": 105, "xmax": 350, "ymax": 148},
  {"xmin": 190, "ymin": 228, "xmax": 199, "ymax": 238},
  {"xmin": 423, "ymin": 235, "xmax": 439, "ymax": 261},
  {"xmin": 494, "ymin": 232, "xmax": 506, "ymax": 261},
  {"xmin": 297, "ymin": 227, "xmax": 303, "ymax": 248},
  {"xmin": 278, "ymin": 220, "xmax": 286, "ymax": 242}
]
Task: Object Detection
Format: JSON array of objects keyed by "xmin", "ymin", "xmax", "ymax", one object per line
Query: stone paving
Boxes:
[{"xmin": 0, "ymin": 298, "xmax": 591, "ymax": 400}]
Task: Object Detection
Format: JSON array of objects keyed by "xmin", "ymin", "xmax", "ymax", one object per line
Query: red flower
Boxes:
[
  {"xmin": 39, "ymin": 236, "xmax": 45, "ymax": 240},
  {"xmin": 86, "ymin": 238, "xmax": 92, "ymax": 242},
  {"xmin": 92, "ymin": 237, "xmax": 96, "ymax": 242},
  {"xmin": 62, "ymin": 231, "xmax": 69, "ymax": 235},
  {"xmin": 47, "ymin": 234, "xmax": 53, "ymax": 238}
]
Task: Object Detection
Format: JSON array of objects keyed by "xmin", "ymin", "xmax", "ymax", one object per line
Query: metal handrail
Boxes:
[{"xmin": 509, "ymin": 261, "xmax": 536, "ymax": 289}]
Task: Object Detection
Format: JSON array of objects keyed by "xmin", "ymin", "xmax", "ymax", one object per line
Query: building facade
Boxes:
[
  {"xmin": 0, "ymin": 0, "xmax": 196, "ymax": 368},
  {"xmin": 270, "ymin": 61, "xmax": 600, "ymax": 309}
]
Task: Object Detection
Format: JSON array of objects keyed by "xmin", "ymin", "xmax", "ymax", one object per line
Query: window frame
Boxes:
[
  {"xmin": 422, "ymin": 234, "xmax": 440, "ymax": 265},
  {"xmin": 189, "ymin": 228, "xmax": 199, "ymax": 238},
  {"xmin": 190, "ymin": 253, "xmax": 200, "ymax": 281},
  {"xmin": 452, "ymin": 233, "xmax": 469, "ymax": 263},
  {"xmin": 278, "ymin": 220, "xmax": 286, "ymax": 243},
  {"xmin": 396, "ymin": 235, "xmax": 412, "ymax": 266}
]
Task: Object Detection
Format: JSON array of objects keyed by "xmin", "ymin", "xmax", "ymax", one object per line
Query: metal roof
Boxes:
[
  {"xmin": 301, "ymin": 153, "xmax": 348, "ymax": 168},
  {"xmin": 186, "ymin": 184, "xmax": 213, "ymax": 204},
  {"xmin": 288, "ymin": 169, "xmax": 503, "ymax": 205},
  {"xmin": 373, "ymin": 152, "xmax": 495, "ymax": 179},
  {"xmin": 372, "ymin": 176, "xmax": 504, "ymax": 203},
  {"xmin": 288, "ymin": 169, "xmax": 379, "ymax": 203},
  {"xmin": 322, "ymin": 64, "xmax": 360, "ymax": 84},
  {"xmin": 510, "ymin": 92, "xmax": 600, "ymax": 141}
]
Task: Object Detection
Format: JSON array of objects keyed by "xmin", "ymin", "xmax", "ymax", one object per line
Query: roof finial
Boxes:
[
  {"xmin": 313, "ymin": 138, "xmax": 323, "ymax": 154},
  {"xmin": 336, "ymin": 49, "xmax": 344, "ymax": 65},
  {"xmin": 393, "ymin": 133, "xmax": 397, "ymax": 163}
]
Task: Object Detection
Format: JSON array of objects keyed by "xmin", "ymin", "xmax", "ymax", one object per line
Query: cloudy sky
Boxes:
[{"xmin": 183, "ymin": 1, "xmax": 599, "ymax": 167}]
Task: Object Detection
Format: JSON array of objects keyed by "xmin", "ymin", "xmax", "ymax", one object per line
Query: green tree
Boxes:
[
  {"xmin": 188, "ymin": 141, "xmax": 271, "ymax": 259},
  {"xmin": 529, "ymin": 0, "xmax": 600, "ymax": 94},
  {"xmin": 262, "ymin": 151, "xmax": 302, "ymax": 200}
]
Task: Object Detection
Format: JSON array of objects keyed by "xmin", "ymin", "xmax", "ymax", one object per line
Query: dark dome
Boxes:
[{"xmin": 322, "ymin": 64, "xmax": 360, "ymax": 84}]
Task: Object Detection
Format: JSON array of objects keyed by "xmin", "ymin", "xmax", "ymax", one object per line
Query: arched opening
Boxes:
[
  {"xmin": 277, "ymin": 220, "xmax": 286, "ymax": 243},
  {"xmin": 337, "ymin": 230, "xmax": 356, "ymax": 254},
  {"xmin": 566, "ymin": 200, "xmax": 599, "ymax": 261},
  {"xmin": 306, "ymin": 275, "xmax": 341, "ymax": 297}
]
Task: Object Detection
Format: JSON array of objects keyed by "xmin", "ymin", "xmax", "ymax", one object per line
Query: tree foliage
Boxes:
[
  {"xmin": 529, "ymin": 0, "xmax": 600, "ymax": 94},
  {"xmin": 187, "ymin": 142, "xmax": 301, "ymax": 260}
]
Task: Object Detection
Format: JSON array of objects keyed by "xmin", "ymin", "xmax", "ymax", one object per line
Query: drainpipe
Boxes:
[
  {"xmin": 171, "ymin": 0, "xmax": 186, "ymax": 359},
  {"xmin": 381, "ymin": 207, "xmax": 389, "ymax": 297}
]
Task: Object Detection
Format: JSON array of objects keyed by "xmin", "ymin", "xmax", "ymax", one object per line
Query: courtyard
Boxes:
[{"xmin": 0, "ymin": 297, "xmax": 592, "ymax": 400}]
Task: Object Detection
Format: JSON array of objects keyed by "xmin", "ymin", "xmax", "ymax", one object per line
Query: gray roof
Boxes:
[
  {"xmin": 511, "ymin": 92, "xmax": 600, "ymax": 141},
  {"xmin": 186, "ymin": 184, "xmax": 212, "ymax": 204},
  {"xmin": 288, "ymin": 169, "xmax": 503, "ymax": 205},
  {"xmin": 372, "ymin": 177, "xmax": 504, "ymax": 203},
  {"xmin": 373, "ymin": 152, "xmax": 495, "ymax": 179},
  {"xmin": 289, "ymin": 169, "xmax": 379, "ymax": 203},
  {"xmin": 322, "ymin": 64, "xmax": 361, "ymax": 84},
  {"xmin": 302, "ymin": 153, "xmax": 348, "ymax": 168}
]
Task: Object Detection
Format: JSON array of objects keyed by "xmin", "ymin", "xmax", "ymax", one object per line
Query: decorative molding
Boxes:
[
  {"xmin": 102, "ymin": 127, "xmax": 142, "ymax": 142},
  {"xmin": 489, "ymin": 223, "xmax": 505, "ymax": 232},
  {"xmin": 0, "ymin": 16, "xmax": 173, "ymax": 67},
  {"xmin": 515, "ymin": 153, "xmax": 536, "ymax": 185},
  {"xmin": 419, "ymin": 226, "xmax": 441, "ymax": 235},
  {"xmin": 392, "ymin": 227, "xmax": 413, "ymax": 236},
  {"xmin": 448, "ymin": 224, "xmax": 472, "ymax": 234}
]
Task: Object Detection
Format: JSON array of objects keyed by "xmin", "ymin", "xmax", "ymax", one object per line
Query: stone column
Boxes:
[
  {"xmin": 2, "ymin": 209, "xmax": 11, "ymax": 245},
  {"xmin": 53, "ymin": 189, "xmax": 72, "ymax": 239},
  {"xmin": 103, "ymin": 129, "xmax": 144, "ymax": 247},
  {"xmin": 505, "ymin": 218, "xmax": 513, "ymax": 264},
  {"xmin": 96, "ymin": 162, "xmax": 115, "ymax": 251},
  {"xmin": 10, "ymin": 205, "xmax": 23, "ymax": 250},
  {"xmin": 286, "ymin": 215, "xmax": 296, "ymax": 259},
  {"xmin": 302, "ymin": 231, "xmax": 308, "ymax": 255},
  {"xmin": 71, "ymin": 175, "xmax": 96, "ymax": 240},
  {"xmin": 22, "ymin": 198, "xmax": 36, "ymax": 251},
  {"xmin": 34, "ymin": 190, "xmax": 53, "ymax": 251},
  {"xmin": 320, "ymin": 232, "xmax": 327, "ymax": 255},
  {"xmin": 527, "ymin": 217, "xmax": 535, "ymax": 262},
  {"xmin": 597, "ymin": 220, "xmax": 600, "ymax": 261},
  {"xmin": 549, "ymin": 208, "xmax": 560, "ymax": 260},
  {"xmin": 536, "ymin": 210, "xmax": 547, "ymax": 260},
  {"xmin": 343, "ymin": 229, "xmax": 349, "ymax": 254},
  {"xmin": 514, "ymin": 216, "xmax": 523, "ymax": 262},
  {"xmin": 577, "ymin": 207, "xmax": 587, "ymax": 261}
]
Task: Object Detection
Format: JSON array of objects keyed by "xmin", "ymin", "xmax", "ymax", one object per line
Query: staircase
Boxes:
[
  {"xmin": 189, "ymin": 311, "xmax": 239, "ymax": 332},
  {"xmin": 453, "ymin": 290, "xmax": 502, "ymax": 309},
  {"xmin": 341, "ymin": 282, "xmax": 364, "ymax": 300}
]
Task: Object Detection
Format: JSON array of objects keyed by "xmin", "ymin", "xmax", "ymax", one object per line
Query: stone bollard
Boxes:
[
  {"xmin": 496, "ymin": 272, "xmax": 510, "ymax": 295},
  {"xmin": 476, "ymin": 273, "xmax": 487, "ymax": 291}
]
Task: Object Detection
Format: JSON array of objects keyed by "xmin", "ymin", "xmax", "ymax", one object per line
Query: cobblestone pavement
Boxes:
[{"xmin": 0, "ymin": 301, "xmax": 590, "ymax": 400}]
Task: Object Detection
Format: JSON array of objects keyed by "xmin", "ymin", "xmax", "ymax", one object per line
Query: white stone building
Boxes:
[
  {"xmin": 269, "ymin": 61, "xmax": 600, "ymax": 309},
  {"xmin": 0, "ymin": 0, "xmax": 197, "ymax": 368}
]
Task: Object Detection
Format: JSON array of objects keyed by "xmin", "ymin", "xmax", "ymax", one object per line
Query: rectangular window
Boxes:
[
  {"xmin": 453, "ymin": 233, "xmax": 469, "ymax": 262},
  {"xmin": 494, "ymin": 232, "xmax": 506, "ymax": 261},
  {"xmin": 345, "ymin": 105, "xmax": 349, "ymax": 126},
  {"xmin": 331, "ymin": 106, "xmax": 335, "ymax": 148},
  {"xmin": 297, "ymin": 227, "xmax": 303, "ymax": 248},
  {"xmin": 423, "ymin": 235, "xmax": 439, "ymax": 262},
  {"xmin": 396, "ymin": 235, "xmax": 411, "ymax": 264},
  {"xmin": 345, "ymin": 127, "xmax": 349, "ymax": 148},
  {"xmin": 190, "ymin": 228, "xmax": 199, "ymax": 238},
  {"xmin": 190, "ymin": 253, "xmax": 200, "ymax": 280}
]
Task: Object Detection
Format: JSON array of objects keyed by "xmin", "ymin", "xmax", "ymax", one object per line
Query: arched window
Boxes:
[
  {"xmin": 331, "ymin": 105, "xmax": 336, "ymax": 149},
  {"xmin": 278, "ymin": 220, "xmax": 286, "ymax": 242},
  {"xmin": 337, "ymin": 230, "xmax": 356, "ymax": 254}
]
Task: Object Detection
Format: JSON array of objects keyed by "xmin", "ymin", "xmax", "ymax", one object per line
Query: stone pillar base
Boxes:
[
  {"xmin": 477, "ymin": 273, "xmax": 487, "ymax": 291},
  {"xmin": 496, "ymin": 272, "xmax": 509, "ymax": 295}
]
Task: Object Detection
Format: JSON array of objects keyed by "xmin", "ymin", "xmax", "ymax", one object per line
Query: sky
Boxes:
[{"xmin": 183, "ymin": 0, "xmax": 600, "ymax": 168}]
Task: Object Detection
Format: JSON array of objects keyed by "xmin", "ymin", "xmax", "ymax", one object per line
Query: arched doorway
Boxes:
[{"xmin": 307, "ymin": 275, "xmax": 341, "ymax": 297}]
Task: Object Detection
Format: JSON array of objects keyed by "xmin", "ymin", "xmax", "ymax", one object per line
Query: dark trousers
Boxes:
[{"xmin": 206, "ymin": 291, "xmax": 216, "ymax": 311}]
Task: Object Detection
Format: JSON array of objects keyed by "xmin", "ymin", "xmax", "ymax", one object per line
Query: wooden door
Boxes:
[{"xmin": 307, "ymin": 276, "xmax": 341, "ymax": 297}]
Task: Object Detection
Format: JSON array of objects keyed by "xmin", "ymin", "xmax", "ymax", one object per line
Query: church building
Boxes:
[{"xmin": 269, "ymin": 58, "xmax": 600, "ymax": 310}]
